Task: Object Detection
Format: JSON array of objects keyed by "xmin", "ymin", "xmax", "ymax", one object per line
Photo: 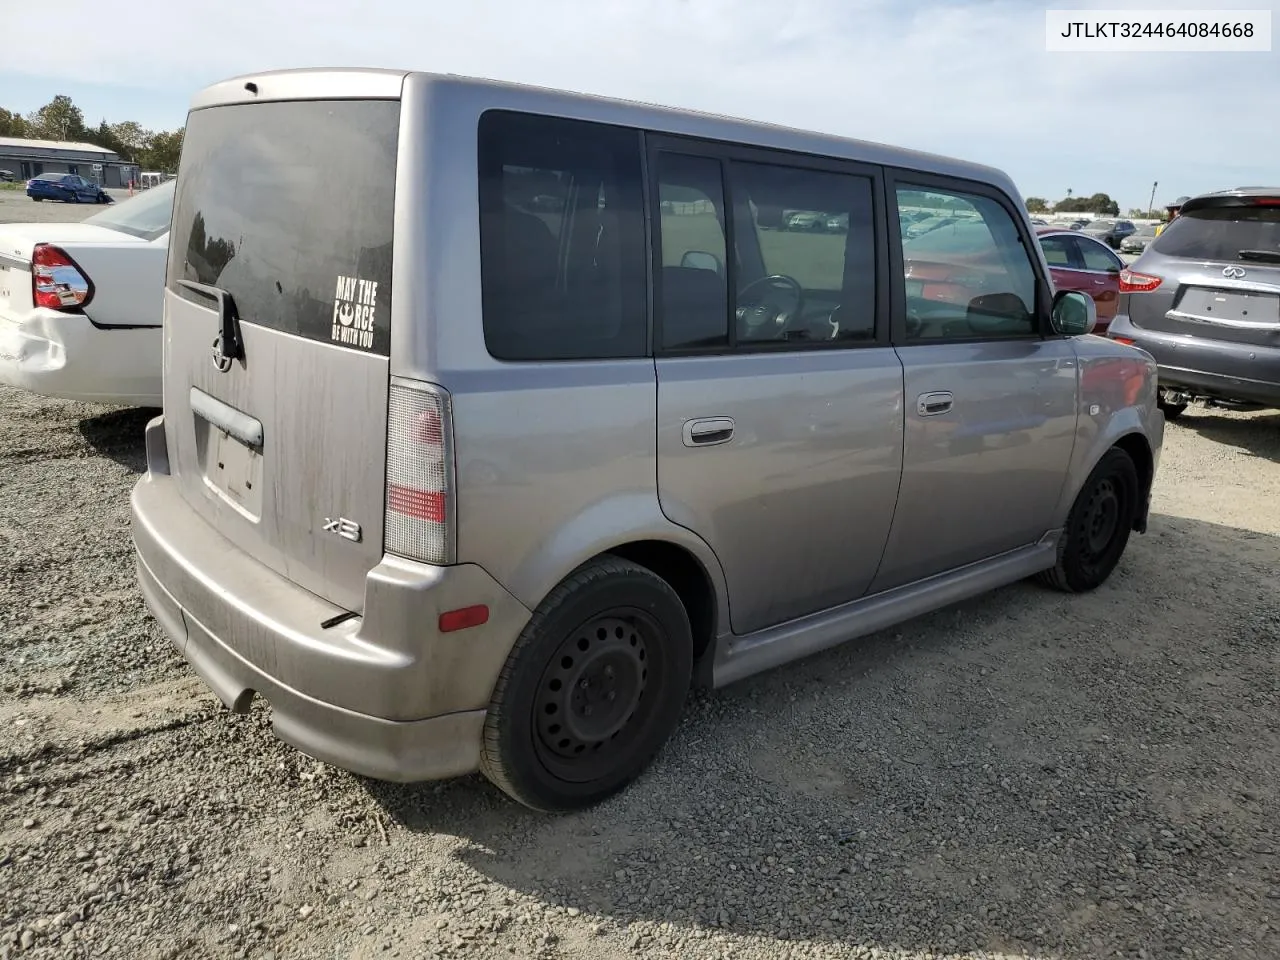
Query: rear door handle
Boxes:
[
  {"xmin": 916, "ymin": 392, "xmax": 953, "ymax": 417},
  {"xmin": 683, "ymin": 417, "xmax": 735, "ymax": 447}
]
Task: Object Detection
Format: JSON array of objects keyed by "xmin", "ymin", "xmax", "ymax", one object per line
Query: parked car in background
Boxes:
[
  {"xmin": 26, "ymin": 173, "xmax": 112, "ymax": 204},
  {"xmin": 0, "ymin": 169, "xmax": 17, "ymax": 183},
  {"xmin": 1036, "ymin": 227, "xmax": 1125, "ymax": 333},
  {"xmin": 0, "ymin": 179, "xmax": 174, "ymax": 406},
  {"xmin": 131, "ymin": 68, "xmax": 1162, "ymax": 815},
  {"xmin": 783, "ymin": 209, "xmax": 827, "ymax": 231},
  {"xmin": 1029, "ymin": 217, "xmax": 1049, "ymax": 225},
  {"xmin": 1120, "ymin": 223, "xmax": 1157, "ymax": 255},
  {"xmin": 1107, "ymin": 187, "xmax": 1280, "ymax": 419},
  {"xmin": 904, "ymin": 214, "xmax": 957, "ymax": 238},
  {"xmin": 1082, "ymin": 219, "xmax": 1136, "ymax": 249}
]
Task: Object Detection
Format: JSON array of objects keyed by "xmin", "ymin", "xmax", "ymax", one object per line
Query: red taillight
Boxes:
[
  {"xmin": 438, "ymin": 605, "xmax": 490, "ymax": 633},
  {"xmin": 385, "ymin": 381, "xmax": 453, "ymax": 566},
  {"xmin": 387, "ymin": 484, "xmax": 446, "ymax": 523},
  {"xmin": 1119, "ymin": 269, "xmax": 1162, "ymax": 294},
  {"xmin": 1252, "ymin": 198, "xmax": 1280, "ymax": 206},
  {"xmin": 31, "ymin": 243, "xmax": 93, "ymax": 310}
]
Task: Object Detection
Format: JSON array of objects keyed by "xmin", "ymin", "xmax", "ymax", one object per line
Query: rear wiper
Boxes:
[
  {"xmin": 177, "ymin": 279, "xmax": 243, "ymax": 368},
  {"xmin": 1236, "ymin": 249, "xmax": 1280, "ymax": 264}
]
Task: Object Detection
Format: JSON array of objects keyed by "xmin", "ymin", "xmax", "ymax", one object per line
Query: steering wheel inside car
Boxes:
[{"xmin": 737, "ymin": 275, "xmax": 804, "ymax": 341}]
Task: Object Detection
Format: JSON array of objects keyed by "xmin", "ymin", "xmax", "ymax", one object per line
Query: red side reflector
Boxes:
[
  {"xmin": 1111, "ymin": 336, "xmax": 1136, "ymax": 345},
  {"xmin": 439, "ymin": 605, "xmax": 489, "ymax": 633},
  {"xmin": 387, "ymin": 483, "xmax": 445, "ymax": 522}
]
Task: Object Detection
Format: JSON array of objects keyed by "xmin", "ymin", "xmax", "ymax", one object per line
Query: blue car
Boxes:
[{"xmin": 26, "ymin": 173, "xmax": 112, "ymax": 204}]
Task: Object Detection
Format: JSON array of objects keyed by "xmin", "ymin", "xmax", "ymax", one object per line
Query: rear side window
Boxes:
[
  {"xmin": 1039, "ymin": 235, "xmax": 1073, "ymax": 267},
  {"xmin": 478, "ymin": 111, "xmax": 647, "ymax": 361},
  {"xmin": 169, "ymin": 100, "xmax": 399, "ymax": 355},
  {"xmin": 1152, "ymin": 206, "xmax": 1280, "ymax": 262}
]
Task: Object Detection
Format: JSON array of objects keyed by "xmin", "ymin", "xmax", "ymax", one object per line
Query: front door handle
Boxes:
[
  {"xmin": 683, "ymin": 417, "xmax": 735, "ymax": 447},
  {"xmin": 916, "ymin": 391, "xmax": 953, "ymax": 417}
]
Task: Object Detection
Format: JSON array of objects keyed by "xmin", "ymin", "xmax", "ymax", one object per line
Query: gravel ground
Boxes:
[
  {"xmin": 0, "ymin": 193, "xmax": 1273, "ymax": 959},
  {"xmin": 2, "ymin": 389, "xmax": 1278, "ymax": 960}
]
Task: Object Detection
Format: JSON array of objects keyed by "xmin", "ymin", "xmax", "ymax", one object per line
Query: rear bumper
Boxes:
[
  {"xmin": 130, "ymin": 416, "xmax": 532, "ymax": 783},
  {"xmin": 1108, "ymin": 315, "xmax": 1280, "ymax": 406},
  {"xmin": 0, "ymin": 308, "xmax": 162, "ymax": 406}
]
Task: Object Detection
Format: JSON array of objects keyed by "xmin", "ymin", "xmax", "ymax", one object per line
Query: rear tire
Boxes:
[
  {"xmin": 1039, "ymin": 447, "xmax": 1139, "ymax": 593},
  {"xmin": 479, "ymin": 557, "xmax": 693, "ymax": 812}
]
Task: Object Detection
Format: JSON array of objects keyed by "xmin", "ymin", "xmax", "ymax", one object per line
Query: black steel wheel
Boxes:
[
  {"xmin": 1040, "ymin": 446, "xmax": 1140, "ymax": 593},
  {"xmin": 479, "ymin": 557, "xmax": 693, "ymax": 811}
]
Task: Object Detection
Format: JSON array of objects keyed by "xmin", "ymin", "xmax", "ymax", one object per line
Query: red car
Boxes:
[{"xmin": 1035, "ymin": 227, "xmax": 1125, "ymax": 334}]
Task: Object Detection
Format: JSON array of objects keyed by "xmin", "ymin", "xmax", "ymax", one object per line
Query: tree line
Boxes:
[
  {"xmin": 0, "ymin": 95, "xmax": 183, "ymax": 173},
  {"xmin": 1024, "ymin": 193, "xmax": 1123, "ymax": 217}
]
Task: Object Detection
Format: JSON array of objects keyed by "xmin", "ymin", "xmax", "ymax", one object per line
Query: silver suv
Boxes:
[
  {"xmin": 1108, "ymin": 187, "xmax": 1280, "ymax": 419},
  {"xmin": 131, "ymin": 68, "xmax": 1164, "ymax": 812}
]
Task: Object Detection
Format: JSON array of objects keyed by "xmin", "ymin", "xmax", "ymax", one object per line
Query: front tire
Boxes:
[
  {"xmin": 1039, "ymin": 447, "xmax": 1139, "ymax": 593},
  {"xmin": 479, "ymin": 557, "xmax": 693, "ymax": 812}
]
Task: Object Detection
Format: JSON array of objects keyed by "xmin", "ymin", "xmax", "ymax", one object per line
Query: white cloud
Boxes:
[{"xmin": 4, "ymin": 0, "xmax": 1277, "ymax": 207}]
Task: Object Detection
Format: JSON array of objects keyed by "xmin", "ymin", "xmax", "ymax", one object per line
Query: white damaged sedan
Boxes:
[{"xmin": 0, "ymin": 180, "xmax": 173, "ymax": 407}]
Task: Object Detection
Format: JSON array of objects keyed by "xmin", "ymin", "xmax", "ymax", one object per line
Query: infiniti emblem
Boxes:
[
  {"xmin": 211, "ymin": 335, "xmax": 233, "ymax": 372},
  {"xmin": 1223, "ymin": 265, "xmax": 1247, "ymax": 280}
]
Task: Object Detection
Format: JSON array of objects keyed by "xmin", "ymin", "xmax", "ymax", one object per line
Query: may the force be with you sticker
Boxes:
[{"xmin": 331, "ymin": 274, "xmax": 378, "ymax": 350}]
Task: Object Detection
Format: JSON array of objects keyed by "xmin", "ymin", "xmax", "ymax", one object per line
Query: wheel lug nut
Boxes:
[
  {"xmin": 604, "ymin": 666, "xmax": 614, "ymax": 678},
  {"xmin": 583, "ymin": 706, "xmax": 593, "ymax": 716},
  {"xmin": 607, "ymin": 691, "xmax": 616, "ymax": 702},
  {"xmin": 579, "ymin": 679, "xmax": 589, "ymax": 690}
]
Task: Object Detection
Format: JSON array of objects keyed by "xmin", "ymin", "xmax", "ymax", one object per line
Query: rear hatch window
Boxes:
[
  {"xmin": 168, "ymin": 99, "xmax": 399, "ymax": 354},
  {"xmin": 1151, "ymin": 206, "xmax": 1280, "ymax": 264}
]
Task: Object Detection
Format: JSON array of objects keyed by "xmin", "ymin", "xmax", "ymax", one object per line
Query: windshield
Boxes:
[
  {"xmin": 1151, "ymin": 206, "xmax": 1280, "ymax": 262},
  {"xmin": 85, "ymin": 179, "xmax": 176, "ymax": 241}
]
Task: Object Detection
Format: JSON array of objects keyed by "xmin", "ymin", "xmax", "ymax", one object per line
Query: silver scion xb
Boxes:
[{"xmin": 131, "ymin": 68, "xmax": 1165, "ymax": 812}]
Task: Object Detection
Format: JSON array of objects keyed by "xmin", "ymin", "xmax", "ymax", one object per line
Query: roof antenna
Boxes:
[{"xmin": 244, "ymin": 81, "xmax": 259, "ymax": 95}]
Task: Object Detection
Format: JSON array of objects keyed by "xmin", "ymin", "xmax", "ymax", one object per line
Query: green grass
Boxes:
[
  {"xmin": 0, "ymin": 182, "xmax": 24, "ymax": 191},
  {"xmin": 660, "ymin": 212, "xmax": 847, "ymax": 290}
]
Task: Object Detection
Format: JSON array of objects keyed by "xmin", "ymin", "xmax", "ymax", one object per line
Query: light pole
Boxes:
[{"xmin": 1147, "ymin": 181, "xmax": 1158, "ymax": 220}]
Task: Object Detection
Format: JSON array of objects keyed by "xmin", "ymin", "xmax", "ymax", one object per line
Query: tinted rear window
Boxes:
[
  {"xmin": 168, "ymin": 100, "xmax": 399, "ymax": 355},
  {"xmin": 477, "ymin": 110, "xmax": 647, "ymax": 361},
  {"xmin": 1151, "ymin": 206, "xmax": 1280, "ymax": 262}
]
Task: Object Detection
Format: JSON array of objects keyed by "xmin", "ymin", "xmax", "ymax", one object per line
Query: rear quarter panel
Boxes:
[
  {"xmin": 390, "ymin": 74, "xmax": 732, "ymax": 627},
  {"xmin": 1053, "ymin": 336, "xmax": 1163, "ymax": 526},
  {"xmin": 75, "ymin": 238, "xmax": 168, "ymax": 328}
]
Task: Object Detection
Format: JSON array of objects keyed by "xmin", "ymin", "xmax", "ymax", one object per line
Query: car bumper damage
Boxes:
[
  {"xmin": 0, "ymin": 308, "xmax": 162, "ymax": 405},
  {"xmin": 130, "ymin": 416, "xmax": 532, "ymax": 783}
]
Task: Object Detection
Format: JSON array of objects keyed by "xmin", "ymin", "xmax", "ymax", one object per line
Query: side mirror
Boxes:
[
  {"xmin": 680, "ymin": 250, "xmax": 723, "ymax": 274},
  {"xmin": 1051, "ymin": 289, "xmax": 1097, "ymax": 336}
]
